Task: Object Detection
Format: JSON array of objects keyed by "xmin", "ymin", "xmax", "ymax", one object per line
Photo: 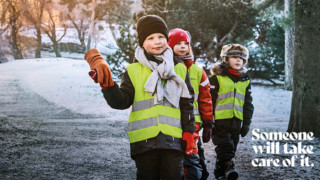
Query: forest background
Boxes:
[{"xmin": 0, "ymin": 0, "xmax": 292, "ymax": 86}]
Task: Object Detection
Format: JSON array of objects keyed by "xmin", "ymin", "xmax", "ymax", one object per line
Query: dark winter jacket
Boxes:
[
  {"xmin": 209, "ymin": 62, "xmax": 254, "ymax": 125},
  {"xmin": 179, "ymin": 59, "xmax": 214, "ymax": 123},
  {"xmin": 101, "ymin": 52, "xmax": 195, "ymax": 157}
]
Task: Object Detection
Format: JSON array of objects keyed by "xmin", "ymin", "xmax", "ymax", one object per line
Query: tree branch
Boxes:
[
  {"xmin": 256, "ymin": 0, "xmax": 277, "ymax": 11},
  {"xmin": 57, "ymin": 25, "xmax": 67, "ymax": 42},
  {"xmin": 218, "ymin": 20, "xmax": 238, "ymax": 46}
]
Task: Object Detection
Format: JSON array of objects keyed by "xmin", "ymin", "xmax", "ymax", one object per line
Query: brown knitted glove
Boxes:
[{"xmin": 84, "ymin": 48, "xmax": 114, "ymax": 88}]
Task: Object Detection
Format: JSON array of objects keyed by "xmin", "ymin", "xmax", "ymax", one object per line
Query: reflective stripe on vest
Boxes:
[
  {"xmin": 127, "ymin": 62, "xmax": 187, "ymax": 143},
  {"xmin": 128, "ymin": 115, "xmax": 181, "ymax": 131},
  {"xmin": 194, "ymin": 94, "xmax": 200, "ymax": 115},
  {"xmin": 188, "ymin": 64, "xmax": 203, "ymax": 123},
  {"xmin": 215, "ymin": 75, "xmax": 249, "ymax": 121},
  {"xmin": 132, "ymin": 98, "xmax": 175, "ymax": 112}
]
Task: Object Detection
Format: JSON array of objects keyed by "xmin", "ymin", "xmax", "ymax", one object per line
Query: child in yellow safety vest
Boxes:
[
  {"xmin": 84, "ymin": 15, "xmax": 195, "ymax": 179},
  {"xmin": 168, "ymin": 28, "xmax": 214, "ymax": 180},
  {"xmin": 209, "ymin": 44, "xmax": 254, "ymax": 180}
]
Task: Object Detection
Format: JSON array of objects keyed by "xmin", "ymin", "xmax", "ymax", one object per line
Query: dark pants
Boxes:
[
  {"xmin": 183, "ymin": 133, "xmax": 210, "ymax": 180},
  {"xmin": 184, "ymin": 153, "xmax": 202, "ymax": 180},
  {"xmin": 183, "ymin": 140, "xmax": 210, "ymax": 180},
  {"xmin": 133, "ymin": 149, "xmax": 184, "ymax": 180},
  {"xmin": 197, "ymin": 139, "xmax": 209, "ymax": 180},
  {"xmin": 212, "ymin": 118, "xmax": 241, "ymax": 162},
  {"xmin": 212, "ymin": 118, "xmax": 241, "ymax": 178}
]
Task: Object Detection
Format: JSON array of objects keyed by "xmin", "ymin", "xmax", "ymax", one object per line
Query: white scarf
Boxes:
[{"xmin": 134, "ymin": 46, "xmax": 191, "ymax": 108}]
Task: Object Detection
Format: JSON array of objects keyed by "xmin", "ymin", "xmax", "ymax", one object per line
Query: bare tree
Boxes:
[
  {"xmin": 0, "ymin": 1, "xmax": 10, "ymax": 34},
  {"xmin": 42, "ymin": 5, "xmax": 67, "ymax": 57},
  {"xmin": 62, "ymin": 1, "xmax": 89, "ymax": 53},
  {"xmin": 0, "ymin": 2, "xmax": 13, "ymax": 63},
  {"xmin": 67, "ymin": 14, "xmax": 87, "ymax": 52},
  {"xmin": 21, "ymin": 0, "xmax": 47, "ymax": 58},
  {"xmin": 7, "ymin": 0, "xmax": 23, "ymax": 59},
  {"xmin": 287, "ymin": 0, "xmax": 320, "ymax": 137}
]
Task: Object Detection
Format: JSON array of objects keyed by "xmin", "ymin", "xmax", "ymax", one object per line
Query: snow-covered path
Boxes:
[
  {"xmin": 0, "ymin": 58, "xmax": 129, "ymax": 118},
  {"xmin": 0, "ymin": 58, "xmax": 318, "ymax": 179},
  {"xmin": 0, "ymin": 59, "xmax": 135, "ymax": 179}
]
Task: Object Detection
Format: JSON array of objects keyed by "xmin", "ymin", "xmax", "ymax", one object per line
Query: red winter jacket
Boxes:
[{"xmin": 184, "ymin": 60, "xmax": 214, "ymax": 122}]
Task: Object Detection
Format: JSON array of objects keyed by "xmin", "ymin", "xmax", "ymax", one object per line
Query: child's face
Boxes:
[
  {"xmin": 142, "ymin": 33, "xmax": 167, "ymax": 55},
  {"xmin": 228, "ymin": 56, "xmax": 244, "ymax": 70},
  {"xmin": 173, "ymin": 41, "xmax": 189, "ymax": 56}
]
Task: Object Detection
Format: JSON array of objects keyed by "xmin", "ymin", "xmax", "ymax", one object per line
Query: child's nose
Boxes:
[{"xmin": 154, "ymin": 38, "xmax": 161, "ymax": 44}]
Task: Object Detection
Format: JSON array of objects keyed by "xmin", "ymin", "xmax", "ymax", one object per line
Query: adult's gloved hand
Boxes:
[
  {"xmin": 202, "ymin": 119, "xmax": 214, "ymax": 143},
  {"xmin": 182, "ymin": 132, "xmax": 194, "ymax": 156},
  {"xmin": 85, "ymin": 48, "xmax": 114, "ymax": 88},
  {"xmin": 240, "ymin": 123, "xmax": 250, "ymax": 137}
]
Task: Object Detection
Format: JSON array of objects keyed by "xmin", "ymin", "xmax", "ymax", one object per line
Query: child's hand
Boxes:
[
  {"xmin": 88, "ymin": 70, "xmax": 97, "ymax": 80},
  {"xmin": 88, "ymin": 70, "xmax": 112, "ymax": 89},
  {"xmin": 240, "ymin": 123, "xmax": 250, "ymax": 137},
  {"xmin": 85, "ymin": 48, "xmax": 114, "ymax": 88},
  {"xmin": 202, "ymin": 119, "xmax": 214, "ymax": 143},
  {"xmin": 182, "ymin": 132, "xmax": 194, "ymax": 156}
]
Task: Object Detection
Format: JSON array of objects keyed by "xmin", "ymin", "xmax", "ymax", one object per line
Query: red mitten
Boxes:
[
  {"xmin": 88, "ymin": 70, "xmax": 112, "ymax": 89},
  {"xmin": 182, "ymin": 132, "xmax": 194, "ymax": 156},
  {"xmin": 89, "ymin": 70, "xmax": 97, "ymax": 80}
]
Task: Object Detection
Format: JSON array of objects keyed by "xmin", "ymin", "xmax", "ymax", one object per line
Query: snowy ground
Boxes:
[{"xmin": 0, "ymin": 58, "xmax": 319, "ymax": 179}]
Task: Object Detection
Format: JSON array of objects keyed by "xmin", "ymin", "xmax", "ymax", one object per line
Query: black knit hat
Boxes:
[{"xmin": 136, "ymin": 15, "xmax": 168, "ymax": 47}]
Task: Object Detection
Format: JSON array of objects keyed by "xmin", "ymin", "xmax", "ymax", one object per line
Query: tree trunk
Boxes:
[
  {"xmin": 68, "ymin": 15, "xmax": 86, "ymax": 52},
  {"xmin": 10, "ymin": 24, "xmax": 23, "ymax": 59},
  {"xmin": 53, "ymin": 41, "xmax": 61, "ymax": 57},
  {"xmin": 35, "ymin": 27, "xmax": 42, "ymax": 58},
  {"xmin": 80, "ymin": 36, "xmax": 86, "ymax": 52},
  {"xmin": 287, "ymin": 0, "xmax": 320, "ymax": 137},
  {"xmin": 34, "ymin": 1, "xmax": 45, "ymax": 59},
  {"xmin": 86, "ymin": 0, "xmax": 96, "ymax": 52},
  {"xmin": 43, "ymin": 6, "xmax": 66, "ymax": 58},
  {"xmin": 9, "ymin": 3, "xmax": 23, "ymax": 59},
  {"xmin": 284, "ymin": 0, "xmax": 294, "ymax": 90},
  {"xmin": 79, "ymin": 21, "xmax": 86, "ymax": 52}
]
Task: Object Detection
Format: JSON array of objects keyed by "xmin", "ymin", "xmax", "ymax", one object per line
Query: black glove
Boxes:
[
  {"xmin": 202, "ymin": 119, "xmax": 214, "ymax": 143},
  {"xmin": 212, "ymin": 123, "xmax": 216, "ymax": 136},
  {"xmin": 240, "ymin": 123, "xmax": 250, "ymax": 137}
]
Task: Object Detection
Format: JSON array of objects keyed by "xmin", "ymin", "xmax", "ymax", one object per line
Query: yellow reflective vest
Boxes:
[
  {"xmin": 215, "ymin": 75, "xmax": 250, "ymax": 121},
  {"xmin": 188, "ymin": 64, "xmax": 203, "ymax": 124},
  {"xmin": 127, "ymin": 62, "xmax": 187, "ymax": 143}
]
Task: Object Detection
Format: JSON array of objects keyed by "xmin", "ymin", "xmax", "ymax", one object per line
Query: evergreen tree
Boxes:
[
  {"xmin": 106, "ymin": 23, "xmax": 137, "ymax": 78},
  {"xmin": 142, "ymin": 0, "xmax": 258, "ymax": 68},
  {"xmin": 140, "ymin": 0, "xmax": 288, "ymax": 83},
  {"xmin": 248, "ymin": 24, "xmax": 285, "ymax": 84},
  {"xmin": 102, "ymin": 1, "xmax": 136, "ymax": 78}
]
